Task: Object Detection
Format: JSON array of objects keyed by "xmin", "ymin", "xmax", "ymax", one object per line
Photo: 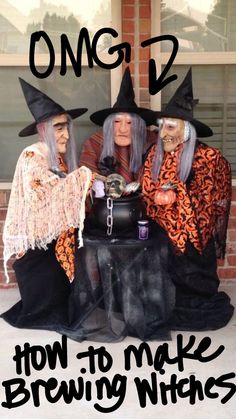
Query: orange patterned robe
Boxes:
[{"xmin": 142, "ymin": 141, "xmax": 231, "ymax": 257}]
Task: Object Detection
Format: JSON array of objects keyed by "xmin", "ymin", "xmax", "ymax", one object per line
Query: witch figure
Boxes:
[
  {"xmin": 141, "ymin": 68, "xmax": 234, "ymax": 330},
  {"xmin": 1, "ymin": 78, "xmax": 94, "ymax": 330},
  {"xmin": 79, "ymin": 66, "xmax": 157, "ymax": 183}
]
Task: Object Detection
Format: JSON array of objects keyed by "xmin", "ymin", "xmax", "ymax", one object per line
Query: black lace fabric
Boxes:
[
  {"xmin": 68, "ymin": 226, "xmax": 175, "ymax": 342},
  {"xmin": 1, "ymin": 226, "xmax": 176, "ymax": 342}
]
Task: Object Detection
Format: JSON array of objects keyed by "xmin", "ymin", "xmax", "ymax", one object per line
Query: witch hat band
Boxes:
[
  {"xmin": 90, "ymin": 67, "xmax": 154, "ymax": 126},
  {"xmin": 18, "ymin": 78, "xmax": 87, "ymax": 137},
  {"xmin": 152, "ymin": 68, "xmax": 213, "ymax": 137}
]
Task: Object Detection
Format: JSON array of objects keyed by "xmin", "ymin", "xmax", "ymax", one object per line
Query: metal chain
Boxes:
[{"xmin": 106, "ymin": 197, "xmax": 113, "ymax": 236}]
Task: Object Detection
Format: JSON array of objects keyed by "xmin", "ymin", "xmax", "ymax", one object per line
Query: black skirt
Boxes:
[
  {"xmin": 1, "ymin": 242, "xmax": 71, "ymax": 329},
  {"xmin": 168, "ymin": 239, "xmax": 234, "ymax": 331}
]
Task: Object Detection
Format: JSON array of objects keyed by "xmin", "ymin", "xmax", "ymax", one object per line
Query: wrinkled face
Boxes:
[
  {"xmin": 52, "ymin": 113, "xmax": 69, "ymax": 154},
  {"xmin": 114, "ymin": 113, "xmax": 132, "ymax": 146},
  {"xmin": 105, "ymin": 174, "xmax": 126, "ymax": 198},
  {"xmin": 159, "ymin": 118, "xmax": 184, "ymax": 153}
]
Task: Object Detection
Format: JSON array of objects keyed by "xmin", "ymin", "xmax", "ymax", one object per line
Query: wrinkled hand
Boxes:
[{"xmin": 98, "ymin": 156, "xmax": 119, "ymax": 176}]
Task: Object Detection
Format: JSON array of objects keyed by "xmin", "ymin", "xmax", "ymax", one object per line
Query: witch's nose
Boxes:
[
  {"xmin": 64, "ymin": 126, "xmax": 69, "ymax": 139},
  {"xmin": 120, "ymin": 120, "xmax": 127, "ymax": 131},
  {"xmin": 160, "ymin": 125, "xmax": 166, "ymax": 137}
]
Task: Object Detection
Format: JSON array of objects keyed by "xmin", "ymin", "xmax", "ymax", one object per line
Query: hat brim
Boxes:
[
  {"xmin": 18, "ymin": 108, "xmax": 88, "ymax": 137},
  {"xmin": 90, "ymin": 107, "xmax": 155, "ymax": 126},
  {"xmin": 153, "ymin": 110, "xmax": 213, "ymax": 138}
]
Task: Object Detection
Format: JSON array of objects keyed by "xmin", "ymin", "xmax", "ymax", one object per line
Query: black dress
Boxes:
[
  {"xmin": 1, "ymin": 241, "xmax": 71, "ymax": 330},
  {"xmin": 168, "ymin": 238, "xmax": 234, "ymax": 331}
]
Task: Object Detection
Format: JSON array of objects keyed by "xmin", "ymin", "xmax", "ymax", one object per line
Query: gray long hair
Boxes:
[
  {"xmin": 100, "ymin": 113, "xmax": 147, "ymax": 173},
  {"xmin": 37, "ymin": 115, "xmax": 78, "ymax": 173},
  {"xmin": 152, "ymin": 121, "xmax": 197, "ymax": 182}
]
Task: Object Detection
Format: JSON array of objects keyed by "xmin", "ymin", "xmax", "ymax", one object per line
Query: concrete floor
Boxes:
[{"xmin": 0, "ymin": 283, "xmax": 236, "ymax": 419}]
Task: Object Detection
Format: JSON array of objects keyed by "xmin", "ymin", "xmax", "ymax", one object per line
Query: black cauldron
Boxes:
[{"xmin": 88, "ymin": 193, "xmax": 146, "ymax": 234}]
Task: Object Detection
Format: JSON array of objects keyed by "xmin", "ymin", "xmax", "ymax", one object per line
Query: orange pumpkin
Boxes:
[{"xmin": 154, "ymin": 186, "xmax": 176, "ymax": 205}]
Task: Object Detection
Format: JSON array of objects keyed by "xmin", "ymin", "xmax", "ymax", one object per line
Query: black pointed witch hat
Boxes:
[
  {"xmin": 18, "ymin": 78, "xmax": 88, "ymax": 137},
  {"xmin": 90, "ymin": 67, "xmax": 154, "ymax": 126},
  {"xmin": 153, "ymin": 68, "xmax": 213, "ymax": 137}
]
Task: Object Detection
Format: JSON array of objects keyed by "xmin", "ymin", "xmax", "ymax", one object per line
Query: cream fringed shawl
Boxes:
[{"xmin": 3, "ymin": 142, "xmax": 92, "ymax": 283}]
